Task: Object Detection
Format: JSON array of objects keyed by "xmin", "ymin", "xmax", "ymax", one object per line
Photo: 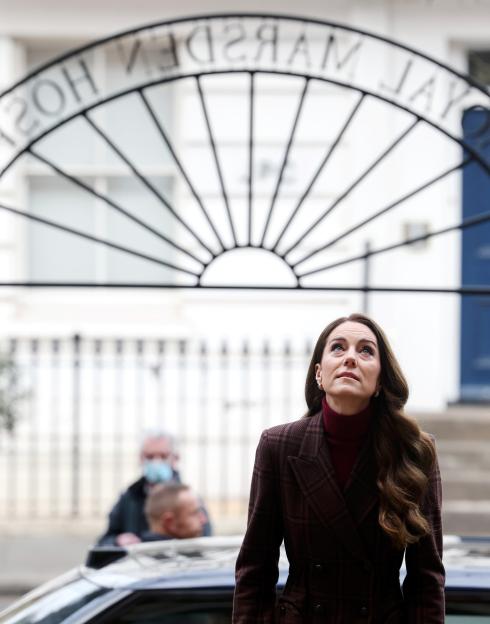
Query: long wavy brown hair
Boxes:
[{"xmin": 305, "ymin": 313, "xmax": 436, "ymax": 549}]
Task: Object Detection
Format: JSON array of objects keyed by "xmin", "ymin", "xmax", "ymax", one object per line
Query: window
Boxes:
[
  {"xmin": 24, "ymin": 42, "xmax": 177, "ymax": 283},
  {"xmin": 468, "ymin": 50, "xmax": 490, "ymax": 85},
  {"xmin": 0, "ymin": 577, "xmax": 110, "ymax": 624},
  {"xmin": 446, "ymin": 592, "xmax": 490, "ymax": 622},
  {"xmin": 446, "ymin": 618, "xmax": 490, "ymax": 623},
  {"xmin": 92, "ymin": 590, "xmax": 233, "ymax": 624}
]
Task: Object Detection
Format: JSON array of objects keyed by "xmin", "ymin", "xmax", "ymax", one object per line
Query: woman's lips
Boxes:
[{"xmin": 337, "ymin": 372, "xmax": 360, "ymax": 381}]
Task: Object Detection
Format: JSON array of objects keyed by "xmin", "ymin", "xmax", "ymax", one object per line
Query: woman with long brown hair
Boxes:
[{"xmin": 233, "ymin": 313, "xmax": 444, "ymax": 623}]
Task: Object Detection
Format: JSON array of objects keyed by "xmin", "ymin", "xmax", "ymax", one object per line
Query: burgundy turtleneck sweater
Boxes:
[{"xmin": 321, "ymin": 397, "xmax": 372, "ymax": 490}]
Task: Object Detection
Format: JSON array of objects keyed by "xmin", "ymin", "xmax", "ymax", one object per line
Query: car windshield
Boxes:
[{"xmin": 0, "ymin": 574, "xmax": 110, "ymax": 624}]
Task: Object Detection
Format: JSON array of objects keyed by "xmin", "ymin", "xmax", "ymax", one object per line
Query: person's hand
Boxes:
[{"xmin": 115, "ymin": 532, "xmax": 141, "ymax": 546}]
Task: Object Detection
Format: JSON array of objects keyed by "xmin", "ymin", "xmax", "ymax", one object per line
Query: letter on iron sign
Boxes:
[
  {"xmin": 440, "ymin": 79, "xmax": 471, "ymax": 119},
  {"xmin": 5, "ymin": 96, "xmax": 40, "ymax": 135},
  {"xmin": 321, "ymin": 32, "xmax": 363, "ymax": 75},
  {"xmin": 408, "ymin": 74, "xmax": 436, "ymax": 112},
  {"xmin": 287, "ymin": 32, "xmax": 311, "ymax": 68},
  {"xmin": 61, "ymin": 58, "xmax": 99, "ymax": 103},
  {"xmin": 156, "ymin": 32, "xmax": 180, "ymax": 71},
  {"xmin": 254, "ymin": 23, "xmax": 278, "ymax": 64},
  {"xmin": 117, "ymin": 37, "xmax": 152, "ymax": 76},
  {"xmin": 185, "ymin": 24, "xmax": 215, "ymax": 64},
  {"xmin": 379, "ymin": 58, "xmax": 413, "ymax": 95},
  {"xmin": 32, "ymin": 79, "xmax": 66, "ymax": 116},
  {"xmin": 223, "ymin": 22, "xmax": 247, "ymax": 62}
]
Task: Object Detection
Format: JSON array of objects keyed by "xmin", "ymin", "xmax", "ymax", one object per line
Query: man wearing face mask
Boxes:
[{"xmin": 97, "ymin": 431, "xmax": 212, "ymax": 546}]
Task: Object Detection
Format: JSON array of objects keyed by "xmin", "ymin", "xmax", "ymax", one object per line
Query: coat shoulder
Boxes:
[
  {"xmin": 127, "ymin": 477, "xmax": 147, "ymax": 500},
  {"xmin": 261, "ymin": 415, "xmax": 313, "ymax": 455}
]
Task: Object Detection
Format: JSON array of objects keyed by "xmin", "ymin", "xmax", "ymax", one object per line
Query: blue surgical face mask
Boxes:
[{"xmin": 143, "ymin": 459, "xmax": 173, "ymax": 484}]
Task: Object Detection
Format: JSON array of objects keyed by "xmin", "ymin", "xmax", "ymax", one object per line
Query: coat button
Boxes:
[
  {"xmin": 363, "ymin": 561, "xmax": 372, "ymax": 572},
  {"xmin": 359, "ymin": 605, "xmax": 368, "ymax": 616},
  {"xmin": 279, "ymin": 605, "xmax": 286, "ymax": 613},
  {"xmin": 313, "ymin": 563, "xmax": 323, "ymax": 572},
  {"xmin": 313, "ymin": 604, "xmax": 324, "ymax": 613}
]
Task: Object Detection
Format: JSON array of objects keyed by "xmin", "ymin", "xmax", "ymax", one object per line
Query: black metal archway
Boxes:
[{"xmin": 0, "ymin": 13, "xmax": 489, "ymax": 294}]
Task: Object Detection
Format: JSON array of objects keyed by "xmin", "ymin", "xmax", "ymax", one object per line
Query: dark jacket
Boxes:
[
  {"xmin": 233, "ymin": 412, "xmax": 445, "ymax": 623},
  {"xmin": 97, "ymin": 477, "xmax": 149, "ymax": 546},
  {"xmin": 140, "ymin": 530, "xmax": 173, "ymax": 542},
  {"xmin": 97, "ymin": 473, "xmax": 212, "ymax": 545}
]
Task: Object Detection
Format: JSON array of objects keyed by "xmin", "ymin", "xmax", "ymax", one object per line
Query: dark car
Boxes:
[{"xmin": 0, "ymin": 535, "xmax": 489, "ymax": 623}]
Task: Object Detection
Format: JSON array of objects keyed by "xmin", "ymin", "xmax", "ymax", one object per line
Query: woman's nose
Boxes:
[{"xmin": 344, "ymin": 351, "xmax": 357, "ymax": 366}]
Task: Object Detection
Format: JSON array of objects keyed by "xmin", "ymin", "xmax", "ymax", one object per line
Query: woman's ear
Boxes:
[{"xmin": 315, "ymin": 363, "xmax": 323, "ymax": 390}]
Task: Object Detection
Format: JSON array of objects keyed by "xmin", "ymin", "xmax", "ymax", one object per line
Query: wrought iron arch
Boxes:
[{"xmin": 0, "ymin": 13, "xmax": 489, "ymax": 294}]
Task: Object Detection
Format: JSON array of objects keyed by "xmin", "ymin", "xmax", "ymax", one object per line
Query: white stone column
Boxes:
[{"xmin": 0, "ymin": 36, "xmax": 25, "ymax": 320}]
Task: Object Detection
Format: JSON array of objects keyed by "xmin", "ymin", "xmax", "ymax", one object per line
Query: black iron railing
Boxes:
[{"xmin": 0, "ymin": 334, "xmax": 311, "ymax": 522}]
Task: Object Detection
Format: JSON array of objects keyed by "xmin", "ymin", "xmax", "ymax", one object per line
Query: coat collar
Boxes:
[{"xmin": 287, "ymin": 411, "xmax": 378, "ymax": 562}]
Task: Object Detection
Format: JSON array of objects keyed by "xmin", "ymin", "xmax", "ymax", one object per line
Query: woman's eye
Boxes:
[
  {"xmin": 331, "ymin": 343, "xmax": 343, "ymax": 352},
  {"xmin": 360, "ymin": 346, "xmax": 374, "ymax": 355}
]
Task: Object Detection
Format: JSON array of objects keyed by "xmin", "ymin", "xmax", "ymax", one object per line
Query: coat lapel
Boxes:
[{"xmin": 287, "ymin": 412, "xmax": 378, "ymax": 562}]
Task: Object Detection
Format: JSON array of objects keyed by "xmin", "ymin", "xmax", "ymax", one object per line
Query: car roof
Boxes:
[
  {"xmin": 443, "ymin": 536, "xmax": 490, "ymax": 590},
  {"xmin": 81, "ymin": 535, "xmax": 490, "ymax": 593},
  {"xmin": 82, "ymin": 536, "xmax": 268, "ymax": 591}
]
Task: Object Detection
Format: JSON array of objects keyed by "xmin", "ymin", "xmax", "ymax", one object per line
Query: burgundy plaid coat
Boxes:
[{"xmin": 233, "ymin": 412, "xmax": 445, "ymax": 623}]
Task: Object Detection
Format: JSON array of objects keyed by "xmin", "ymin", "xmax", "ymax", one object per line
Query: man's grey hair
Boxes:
[{"xmin": 139, "ymin": 429, "xmax": 177, "ymax": 453}]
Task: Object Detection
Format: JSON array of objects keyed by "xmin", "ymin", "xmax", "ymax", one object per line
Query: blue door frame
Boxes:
[{"xmin": 461, "ymin": 109, "xmax": 490, "ymax": 402}]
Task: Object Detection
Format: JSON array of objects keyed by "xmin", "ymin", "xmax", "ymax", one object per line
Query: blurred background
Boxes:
[{"xmin": 0, "ymin": 0, "xmax": 489, "ymax": 607}]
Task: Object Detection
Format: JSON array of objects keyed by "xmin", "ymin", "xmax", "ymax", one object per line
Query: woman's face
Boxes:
[{"xmin": 315, "ymin": 320, "xmax": 381, "ymax": 413}]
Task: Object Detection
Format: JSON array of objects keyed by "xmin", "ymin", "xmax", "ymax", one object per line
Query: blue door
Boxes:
[{"xmin": 460, "ymin": 108, "xmax": 490, "ymax": 401}]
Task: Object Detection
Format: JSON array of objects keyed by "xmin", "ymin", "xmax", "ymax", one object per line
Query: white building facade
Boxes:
[{"xmin": 0, "ymin": 0, "xmax": 489, "ymax": 528}]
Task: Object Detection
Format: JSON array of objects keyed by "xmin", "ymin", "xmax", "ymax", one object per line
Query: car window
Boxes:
[
  {"xmin": 0, "ymin": 579, "xmax": 109, "ymax": 624},
  {"xmin": 91, "ymin": 591, "xmax": 232, "ymax": 624},
  {"xmin": 446, "ymin": 596, "xmax": 490, "ymax": 622},
  {"xmin": 104, "ymin": 610, "xmax": 230, "ymax": 624},
  {"xmin": 446, "ymin": 618, "xmax": 490, "ymax": 623}
]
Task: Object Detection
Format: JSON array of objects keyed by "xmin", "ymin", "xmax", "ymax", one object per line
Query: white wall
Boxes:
[{"xmin": 1, "ymin": 0, "xmax": 489, "ymax": 411}]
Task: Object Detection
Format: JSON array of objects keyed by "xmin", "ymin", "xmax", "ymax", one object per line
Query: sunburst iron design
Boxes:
[{"xmin": 0, "ymin": 14, "xmax": 489, "ymax": 293}]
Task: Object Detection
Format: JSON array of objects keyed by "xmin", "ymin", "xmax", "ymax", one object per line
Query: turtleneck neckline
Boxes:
[{"xmin": 322, "ymin": 396, "xmax": 372, "ymax": 441}]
